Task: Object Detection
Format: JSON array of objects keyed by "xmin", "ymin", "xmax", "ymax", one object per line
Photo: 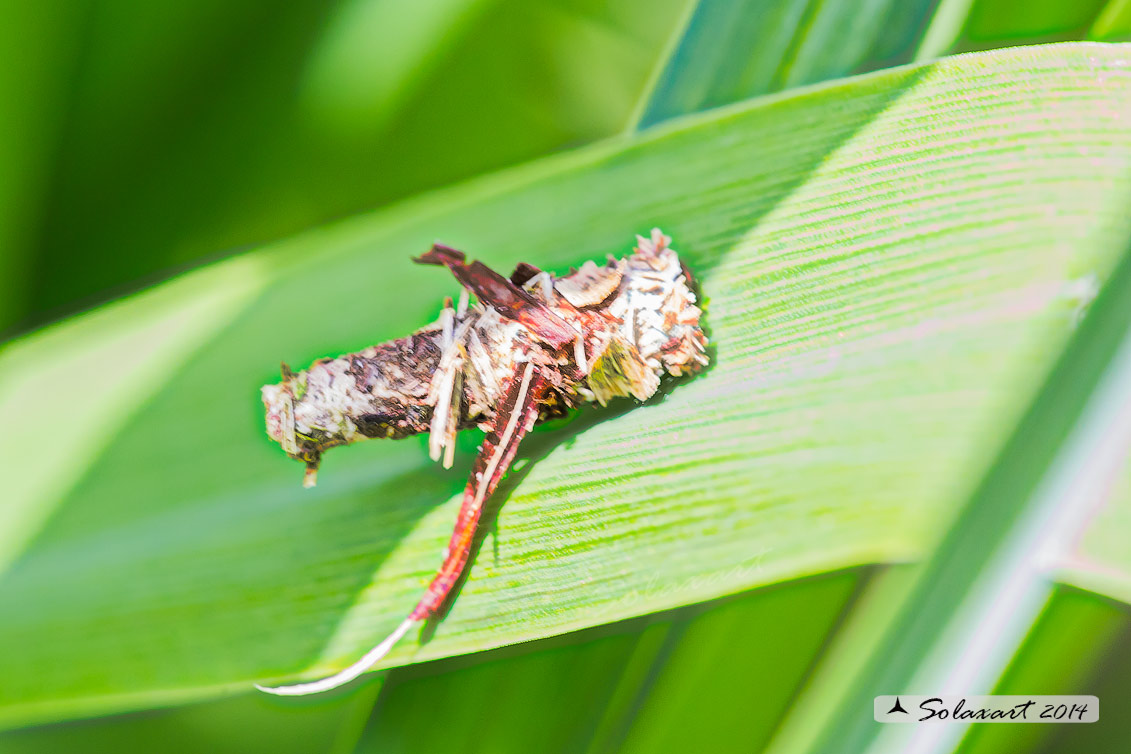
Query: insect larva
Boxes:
[{"xmin": 256, "ymin": 229, "xmax": 708, "ymax": 694}]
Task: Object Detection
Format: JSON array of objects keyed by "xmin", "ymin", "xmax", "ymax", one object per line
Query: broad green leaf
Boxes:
[
  {"xmin": 350, "ymin": 570, "xmax": 859, "ymax": 754},
  {"xmin": 355, "ymin": 617, "xmax": 652, "ymax": 754},
  {"xmin": 634, "ymin": 0, "xmax": 940, "ymax": 127},
  {"xmin": 811, "ymin": 217, "xmax": 1131, "ymax": 753},
  {"xmin": 640, "ymin": 3, "xmax": 1131, "ymax": 749},
  {"xmin": 960, "ymin": 0, "xmax": 1111, "ymax": 47},
  {"xmin": 922, "ymin": 0, "xmax": 1118, "ymax": 57},
  {"xmin": 1061, "ymin": 439, "xmax": 1131, "ymax": 603},
  {"xmin": 1092, "ymin": 0, "xmax": 1131, "ymax": 39},
  {"xmin": 765, "ymin": 566, "xmax": 922, "ymax": 754},
  {"xmin": 295, "ymin": 0, "xmax": 497, "ymax": 137},
  {"xmin": 0, "ymin": 1, "xmax": 80, "ymax": 330},
  {"xmin": 598, "ymin": 572, "xmax": 859, "ymax": 754},
  {"xmin": 2, "ymin": 43, "xmax": 1131, "ymax": 729},
  {"xmin": 916, "ymin": 0, "xmax": 981, "ymax": 60},
  {"xmin": 632, "ymin": 0, "xmax": 1124, "ymax": 135},
  {"xmin": 1028, "ymin": 599, "xmax": 1131, "ymax": 753},
  {"xmin": 920, "ymin": 0, "xmax": 1124, "ymax": 60},
  {"xmin": 0, "ymin": 678, "xmax": 381, "ymax": 754},
  {"xmin": 958, "ymin": 587, "xmax": 1129, "ymax": 754},
  {"xmin": 0, "ymin": 257, "xmax": 269, "ymax": 576}
]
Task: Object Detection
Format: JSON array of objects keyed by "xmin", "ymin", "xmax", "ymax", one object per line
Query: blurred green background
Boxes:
[
  {"xmin": 3, "ymin": 1, "xmax": 1131, "ymax": 753},
  {"xmin": 10, "ymin": 0, "xmax": 1127, "ymax": 338},
  {"xmin": 0, "ymin": 0, "xmax": 688, "ymax": 336}
]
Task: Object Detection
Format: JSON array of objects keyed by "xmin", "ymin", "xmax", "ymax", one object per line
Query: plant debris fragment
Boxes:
[{"xmin": 257, "ymin": 229, "xmax": 708, "ymax": 694}]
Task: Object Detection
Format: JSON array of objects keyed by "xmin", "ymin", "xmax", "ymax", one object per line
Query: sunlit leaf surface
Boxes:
[{"xmin": 1, "ymin": 43, "xmax": 1130, "ymax": 729}]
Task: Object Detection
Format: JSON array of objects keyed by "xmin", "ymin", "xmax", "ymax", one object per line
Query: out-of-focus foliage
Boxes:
[
  {"xmin": 2, "ymin": 42, "xmax": 1130, "ymax": 732},
  {"xmin": 0, "ymin": 680, "xmax": 380, "ymax": 754},
  {"xmin": 9, "ymin": 0, "xmax": 1124, "ymax": 337},
  {"xmin": 815, "ymin": 225, "xmax": 1131, "ymax": 754},
  {"xmin": 1092, "ymin": 0, "xmax": 1131, "ymax": 39},
  {"xmin": 960, "ymin": 0, "xmax": 1126, "ymax": 47},
  {"xmin": 917, "ymin": 0, "xmax": 1131, "ymax": 59},
  {"xmin": 958, "ymin": 586, "xmax": 1130, "ymax": 754},
  {"xmin": 353, "ymin": 571, "xmax": 861, "ymax": 754},
  {"xmin": 0, "ymin": 0, "xmax": 690, "ymax": 335},
  {"xmin": 3, "ymin": 1, "xmax": 1131, "ymax": 753},
  {"xmin": 1066, "ymin": 447, "xmax": 1131, "ymax": 603},
  {"xmin": 635, "ymin": 0, "xmax": 941, "ymax": 126}
]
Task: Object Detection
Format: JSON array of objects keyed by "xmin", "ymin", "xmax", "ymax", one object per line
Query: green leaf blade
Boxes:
[
  {"xmin": 1, "ymin": 42, "xmax": 1131, "ymax": 729},
  {"xmin": 634, "ymin": 0, "xmax": 940, "ymax": 128}
]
